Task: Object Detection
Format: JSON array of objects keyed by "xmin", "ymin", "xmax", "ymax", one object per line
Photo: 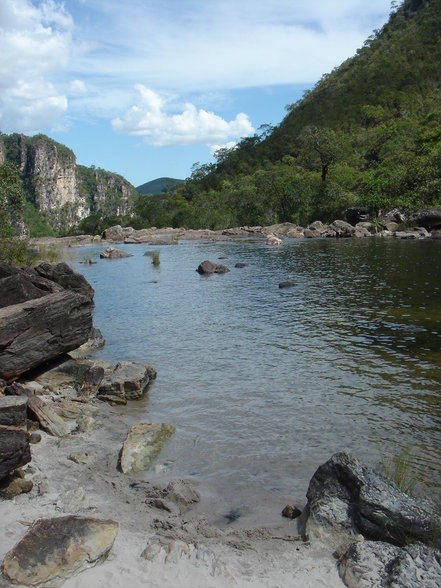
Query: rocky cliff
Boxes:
[{"xmin": 1, "ymin": 133, "xmax": 137, "ymax": 231}]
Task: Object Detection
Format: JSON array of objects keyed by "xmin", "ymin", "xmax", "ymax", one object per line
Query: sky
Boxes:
[{"xmin": 0, "ymin": 0, "xmax": 394, "ymax": 187}]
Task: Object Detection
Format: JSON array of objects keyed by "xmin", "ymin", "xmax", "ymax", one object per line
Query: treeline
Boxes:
[{"xmin": 130, "ymin": 0, "xmax": 441, "ymax": 230}]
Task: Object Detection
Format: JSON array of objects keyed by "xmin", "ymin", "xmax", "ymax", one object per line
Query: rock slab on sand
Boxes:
[{"xmin": 2, "ymin": 516, "xmax": 118, "ymax": 587}]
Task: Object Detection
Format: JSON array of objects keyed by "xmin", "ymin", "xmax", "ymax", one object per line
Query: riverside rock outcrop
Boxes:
[
  {"xmin": 303, "ymin": 452, "xmax": 441, "ymax": 587},
  {"xmin": 0, "ymin": 263, "xmax": 93, "ymax": 382},
  {"xmin": 304, "ymin": 452, "xmax": 441, "ymax": 547}
]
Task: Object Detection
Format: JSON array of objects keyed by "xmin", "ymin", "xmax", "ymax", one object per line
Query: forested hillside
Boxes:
[{"xmin": 134, "ymin": 0, "xmax": 441, "ymax": 229}]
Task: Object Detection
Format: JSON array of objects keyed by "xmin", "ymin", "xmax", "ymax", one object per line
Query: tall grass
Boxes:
[{"xmin": 380, "ymin": 447, "xmax": 418, "ymax": 495}]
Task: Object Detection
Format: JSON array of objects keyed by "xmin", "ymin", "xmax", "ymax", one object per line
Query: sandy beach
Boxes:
[{"xmin": 0, "ymin": 379, "xmax": 344, "ymax": 587}]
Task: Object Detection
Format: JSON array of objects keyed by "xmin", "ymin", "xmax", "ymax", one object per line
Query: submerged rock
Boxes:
[
  {"xmin": 196, "ymin": 260, "xmax": 230, "ymax": 274},
  {"xmin": 266, "ymin": 233, "xmax": 282, "ymax": 246},
  {"xmin": 120, "ymin": 422, "xmax": 175, "ymax": 474},
  {"xmin": 2, "ymin": 515, "xmax": 118, "ymax": 587},
  {"xmin": 100, "ymin": 247, "xmax": 133, "ymax": 259}
]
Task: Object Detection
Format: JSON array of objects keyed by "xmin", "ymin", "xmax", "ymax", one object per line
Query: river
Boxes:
[{"xmin": 73, "ymin": 237, "xmax": 441, "ymax": 526}]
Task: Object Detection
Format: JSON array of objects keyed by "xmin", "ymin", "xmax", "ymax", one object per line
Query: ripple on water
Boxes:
[{"xmin": 73, "ymin": 237, "xmax": 441, "ymax": 522}]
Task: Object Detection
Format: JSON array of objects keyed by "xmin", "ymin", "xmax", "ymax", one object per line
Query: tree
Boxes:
[{"xmin": 0, "ymin": 162, "xmax": 25, "ymax": 235}]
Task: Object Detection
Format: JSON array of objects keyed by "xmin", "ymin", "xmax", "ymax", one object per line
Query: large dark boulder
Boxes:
[
  {"xmin": 0, "ymin": 263, "xmax": 94, "ymax": 382},
  {"xmin": 304, "ymin": 452, "xmax": 441, "ymax": 547},
  {"xmin": 0, "ymin": 290, "xmax": 93, "ymax": 382},
  {"xmin": 0, "ymin": 427, "xmax": 31, "ymax": 480},
  {"xmin": 345, "ymin": 208, "xmax": 369, "ymax": 226},
  {"xmin": 34, "ymin": 262, "xmax": 94, "ymax": 300},
  {"xmin": 410, "ymin": 208, "xmax": 441, "ymax": 230}
]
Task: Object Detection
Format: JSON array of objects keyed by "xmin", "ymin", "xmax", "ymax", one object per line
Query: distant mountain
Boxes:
[{"xmin": 136, "ymin": 177, "xmax": 184, "ymax": 195}]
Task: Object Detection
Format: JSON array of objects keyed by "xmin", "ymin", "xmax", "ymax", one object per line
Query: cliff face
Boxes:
[{"xmin": 1, "ymin": 133, "xmax": 137, "ymax": 231}]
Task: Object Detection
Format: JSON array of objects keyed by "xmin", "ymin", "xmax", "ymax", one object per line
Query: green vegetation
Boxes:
[
  {"xmin": 136, "ymin": 177, "xmax": 185, "ymax": 195},
  {"xmin": 0, "ymin": 162, "xmax": 29, "ymax": 264},
  {"xmin": 131, "ymin": 0, "xmax": 441, "ymax": 230},
  {"xmin": 381, "ymin": 447, "xmax": 419, "ymax": 495},
  {"xmin": 144, "ymin": 250, "xmax": 160, "ymax": 266}
]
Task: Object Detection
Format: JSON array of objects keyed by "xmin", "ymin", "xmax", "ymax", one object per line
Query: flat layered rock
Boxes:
[
  {"xmin": 2, "ymin": 516, "xmax": 118, "ymax": 587},
  {"xmin": 0, "ymin": 426, "xmax": 31, "ymax": 480},
  {"xmin": 97, "ymin": 361, "xmax": 156, "ymax": 402},
  {"xmin": 120, "ymin": 422, "xmax": 175, "ymax": 474},
  {"xmin": 34, "ymin": 262, "xmax": 95, "ymax": 300},
  {"xmin": 0, "ymin": 290, "xmax": 93, "ymax": 382},
  {"xmin": 0, "ymin": 396, "xmax": 28, "ymax": 427},
  {"xmin": 6, "ymin": 384, "xmax": 71, "ymax": 437}
]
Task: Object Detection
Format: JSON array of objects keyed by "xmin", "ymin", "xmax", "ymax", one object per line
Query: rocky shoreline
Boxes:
[
  {"xmin": 1, "ymin": 262, "xmax": 441, "ymax": 586},
  {"xmin": 29, "ymin": 207, "xmax": 441, "ymax": 250}
]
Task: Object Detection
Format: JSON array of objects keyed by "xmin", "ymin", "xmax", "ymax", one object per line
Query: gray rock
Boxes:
[
  {"xmin": 56, "ymin": 487, "xmax": 89, "ymax": 513},
  {"xmin": 97, "ymin": 361, "xmax": 156, "ymax": 402},
  {"xmin": 279, "ymin": 281, "xmax": 295, "ymax": 289},
  {"xmin": 395, "ymin": 230, "xmax": 423, "ymax": 239},
  {"xmin": 196, "ymin": 260, "xmax": 230, "ymax": 274},
  {"xmin": 354, "ymin": 227, "xmax": 372, "ymax": 238},
  {"xmin": 120, "ymin": 422, "xmax": 175, "ymax": 474},
  {"xmin": 101, "ymin": 225, "xmax": 134, "ymax": 241},
  {"xmin": 431, "ymin": 230, "xmax": 441, "ymax": 239},
  {"xmin": 338, "ymin": 540, "xmax": 441, "ymax": 588},
  {"xmin": 234, "ymin": 262, "xmax": 248, "ymax": 268},
  {"xmin": 2, "ymin": 515, "xmax": 118, "ymax": 587},
  {"xmin": 100, "ymin": 246, "xmax": 133, "ymax": 259},
  {"xmin": 308, "ymin": 221, "xmax": 326, "ymax": 231},
  {"xmin": 304, "ymin": 452, "xmax": 441, "ymax": 547},
  {"xmin": 329, "ymin": 220, "xmax": 356, "ymax": 237}
]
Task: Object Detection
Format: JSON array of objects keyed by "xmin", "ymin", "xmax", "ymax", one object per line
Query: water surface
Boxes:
[{"xmin": 73, "ymin": 238, "xmax": 441, "ymax": 524}]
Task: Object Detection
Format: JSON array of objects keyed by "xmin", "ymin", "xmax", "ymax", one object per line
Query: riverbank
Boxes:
[
  {"xmin": 0, "ymin": 364, "xmax": 343, "ymax": 588},
  {"xmin": 29, "ymin": 213, "xmax": 441, "ymax": 250}
]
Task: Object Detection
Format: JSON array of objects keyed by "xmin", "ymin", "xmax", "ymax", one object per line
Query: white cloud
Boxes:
[
  {"xmin": 0, "ymin": 0, "xmax": 393, "ymax": 135},
  {"xmin": 112, "ymin": 85, "xmax": 255, "ymax": 147},
  {"xmin": 69, "ymin": 80, "xmax": 87, "ymax": 95},
  {"xmin": 0, "ymin": 0, "xmax": 73, "ymax": 133}
]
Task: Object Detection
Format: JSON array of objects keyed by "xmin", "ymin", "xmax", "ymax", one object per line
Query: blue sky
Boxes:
[{"xmin": 1, "ymin": 0, "xmax": 393, "ymax": 187}]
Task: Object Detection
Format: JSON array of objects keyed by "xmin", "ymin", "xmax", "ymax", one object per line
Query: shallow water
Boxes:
[{"xmin": 73, "ymin": 237, "xmax": 441, "ymax": 525}]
